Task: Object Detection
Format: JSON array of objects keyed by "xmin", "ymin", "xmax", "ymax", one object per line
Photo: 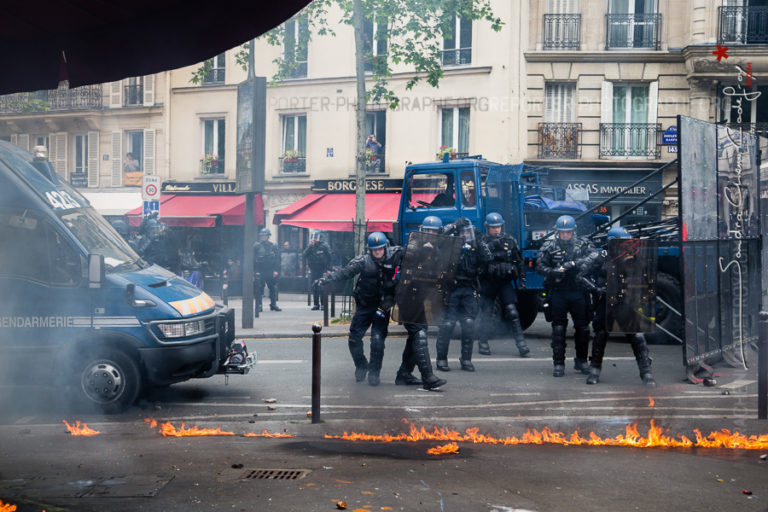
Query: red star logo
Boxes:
[{"xmin": 713, "ymin": 44, "xmax": 729, "ymax": 61}]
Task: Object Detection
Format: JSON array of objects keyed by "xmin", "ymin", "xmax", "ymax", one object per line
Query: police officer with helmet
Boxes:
[
  {"xmin": 585, "ymin": 226, "xmax": 656, "ymax": 386},
  {"xmin": 253, "ymin": 228, "xmax": 281, "ymax": 312},
  {"xmin": 314, "ymin": 232, "xmax": 401, "ymax": 386},
  {"xmin": 435, "ymin": 217, "xmax": 492, "ymax": 371},
  {"xmin": 536, "ymin": 215, "xmax": 599, "ymax": 377},
  {"xmin": 303, "ymin": 231, "xmax": 332, "ymax": 310},
  {"xmin": 477, "ymin": 212, "xmax": 530, "ymax": 358},
  {"xmin": 394, "ymin": 216, "xmax": 448, "ymax": 390}
]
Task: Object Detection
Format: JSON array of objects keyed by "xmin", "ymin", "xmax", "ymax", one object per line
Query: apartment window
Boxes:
[
  {"xmin": 442, "ymin": 15, "xmax": 472, "ymax": 66},
  {"xmin": 606, "ymin": 0, "xmax": 661, "ymax": 50},
  {"xmin": 71, "ymin": 134, "xmax": 89, "ymax": 188},
  {"xmin": 284, "ymin": 17, "xmax": 309, "ymax": 78},
  {"xmin": 719, "ymin": 0, "xmax": 768, "ymax": 44},
  {"xmin": 365, "ymin": 110, "xmax": 386, "ymax": 173},
  {"xmin": 545, "ymin": 83, "xmax": 575, "ymax": 123},
  {"xmin": 203, "ymin": 54, "xmax": 226, "ymax": 84},
  {"xmin": 124, "ymin": 76, "xmax": 144, "ymax": 105},
  {"xmin": 539, "ymin": 83, "xmax": 581, "ymax": 159},
  {"xmin": 281, "ymin": 114, "xmax": 306, "ymax": 173},
  {"xmin": 122, "ymin": 130, "xmax": 144, "ymax": 186},
  {"xmin": 363, "ymin": 15, "xmax": 388, "ymax": 73},
  {"xmin": 544, "ymin": 0, "xmax": 581, "ymax": 50},
  {"xmin": 440, "ymin": 107, "xmax": 470, "ymax": 155},
  {"xmin": 202, "ymin": 119, "xmax": 225, "ymax": 174},
  {"xmin": 600, "ymin": 82, "xmax": 660, "ymax": 158}
]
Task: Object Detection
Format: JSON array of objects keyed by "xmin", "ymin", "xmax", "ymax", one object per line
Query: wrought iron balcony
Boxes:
[
  {"xmin": 0, "ymin": 84, "xmax": 102, "ymax": 114},
  {"xmin": 280, "ymin": 156, "xmax": 307, "ymax": 173},
  {"xmin": 719, "ymin": 6, "xmax": 768, "ymax": 44},
  {"xmin": 538, "ymin": 123, "xmax": 581, "ymax": 159},
  {"xmin": 441, "ymin": 48, "xmax": 472, "ymax": 66},
  {"xmin": 605, "ymin": 13, "xmax": 662, "ymax": 50},
  {"xmin": 365, "ymin": 149, "xmax": 386, "ymax": 174},
  {"xmin": 202, "ymin": 67, "xmax": 226, "ymax": 84},
  {"xmin": 124, "ymin": 84, "xmax": 144, "ymax": 106},
  {"xmin": 286, "ymin": 61, "xmax": 307, "ymax": 79},
  {"xmin": 599, "ymin": 123, "xmax": 661, "ymax": 158},
  {"xmin": 543, "ymin": 14, "xmax": 581, "ymax": 50}
]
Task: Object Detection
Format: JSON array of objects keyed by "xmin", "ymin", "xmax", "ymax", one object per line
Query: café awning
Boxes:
[
  {"xmin": 126, "ymin": 194, "xmax": 264, "ymax": 228},
  {"xmin": 274, "ymin": 193, "xmax": 401, "ymax": 232}
]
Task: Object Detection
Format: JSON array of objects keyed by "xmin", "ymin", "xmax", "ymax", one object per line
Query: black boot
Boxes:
[
  {"xmin": 551, "ymin": 324, "xmax": 566, "ymax": 377},
  {"xmin": 505, "ymin": 304, "xmax": 530, "ymax": 357},
  {"xmin": 574, "ymin": 326, "xmax": 590, "ymax": 373},
  {"xmin": 435, "ymin": 322, "xmax": 453, "ymax": 372},
  {"xmin": 459, "ymin": 331, "xmax": 475, "ymax": 372},
  {"xmin": 587, "ymin": 330, "xmax": 608, "ymax": 384},
  {"xmin": 586, "ymin": 367, "xmax": 600, "ymax": 384},
  {"xmin": 423, "ymin": 374, "xmax": 446, "ymax": 391},
  {"xmin": 348, "ymin": 337, "xmax": 368, "ymax": 382},
  {"xmin": 632, "ymin": 334, "xmax": 656, "ymax": 387},
  {"xmin": 395, "ymin": 371, "xmax": 421, "ymax": 385},
  {"xmin": 412, "ymin": 330, "xmax": 447, "ymax": 389},
  {"xmin": 367, "ymin": 333, "xmax": 385, "ymax": 386},
  {"xmin": 477, "ymin": 339, "xmax": 491, "ymax": 356}
]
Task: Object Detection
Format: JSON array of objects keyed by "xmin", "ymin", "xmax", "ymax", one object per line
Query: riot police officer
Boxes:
[
  {"xmin": 136, "ymin": 218, "xmax": 164, "ymax": 266},
  {"xmin": 315, "ymin": 232, "xmax": 401, "ymax": 386},
  {"xmin": 435, "ymin": 217, "xmax": 491, "ymax": 372},
  {"xmin": 477, "ymin": 212, "xmax": 530, "ymax": 358},
  {"xmin": 303, "ymin": 231, "xmax": 332, "ymax": 310},
  {"xmin": 536, "ymin": 215, "xmax": 599, "ymax": 377},
  {"xmin": 585, "ymin": 227, "xmax": 656, "ymax": 387},
  {"xmin": 395, "ymin": 216, "xmax": 448, "ymax": 390},
  {"xmin": 253, "ymin": 228, "xmax": 281, "ymax": 312}
]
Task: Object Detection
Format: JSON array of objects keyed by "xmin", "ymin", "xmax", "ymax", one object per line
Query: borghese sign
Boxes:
[{"xmin": 311, "ymin": 179, "xmax": 403, "ymax": 193}]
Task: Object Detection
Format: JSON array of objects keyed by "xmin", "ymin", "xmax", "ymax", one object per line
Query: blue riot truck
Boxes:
[
  {"xmin": 396, "ymin": 156, "xmax": 682, "ymax": 338},
  {"xmin": 0, "ymin": 141, "xmax": 254, "ymax": 413}
]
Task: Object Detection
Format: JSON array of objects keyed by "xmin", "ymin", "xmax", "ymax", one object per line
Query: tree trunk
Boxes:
[{"xmin": 352, "ymin": 0, "xmax": 367, "ymax": 257}]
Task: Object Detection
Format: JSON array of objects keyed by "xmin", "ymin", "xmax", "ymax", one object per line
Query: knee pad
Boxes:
[
  {"xmin": 552, "ymin": 324, "xmax": 566, "ymax": 342},
  {"xmin": 415, "ymin": 330, "xmax": 428, "ymax": 348},
  {"xmin": 504, "ymin": 304, "xmax": 519, "ymax": 321}
]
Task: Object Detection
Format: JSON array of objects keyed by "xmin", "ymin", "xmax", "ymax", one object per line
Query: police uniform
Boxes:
[
  {"xmin": 435, "ymin": 221, "xmax": 492, "ymax": 371},
  {"xmin": 477, "ymin": 214, "xmax": 530, "ymax": 357},
  {"xmin": 536, "ymin": 217, "xmax": 599, "ymax": 377},
  {"xmin": 317, "ymin": 233, "xmax": 401, "ymax": 386},
  {"xmin": 303, "ymin": 239, "xmax": 332, "ymax": 309},
  {"xmin": 254, "ymin": 231, "xmax": 281, "ymax": 312}
]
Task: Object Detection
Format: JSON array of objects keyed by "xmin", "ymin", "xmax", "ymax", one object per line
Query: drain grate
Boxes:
[{"xmin": 240, "ymin": 469, "xmax": 310, "ymax": 481}]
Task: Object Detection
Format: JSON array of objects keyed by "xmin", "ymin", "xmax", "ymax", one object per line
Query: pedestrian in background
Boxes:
[{"xmin": 253, "ymin": 228, "xmax": 281, "ymax": 312}]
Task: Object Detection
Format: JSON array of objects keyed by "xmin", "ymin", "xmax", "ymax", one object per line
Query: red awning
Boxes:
[
  {"xmin": 126, "ymin": 194, "xmax": 264, "ymax": 228},
  {"xmin": 275, "ymin": 193, "xmax": 401, "ymax": 232},
  {"xmin": 273, "ymin": 193, "xmax": 326, "ymax": 224}
]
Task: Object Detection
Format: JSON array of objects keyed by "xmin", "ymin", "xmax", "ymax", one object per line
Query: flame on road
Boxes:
[
  {"xmin": 145, "ymin": 418, "xmax": 233, "ymax": 437},
  {"xmin": 648, "ymin": 396, "xmax": 655, "ymax": 407},
  {"xmin": 243, "ymin": 430, "xmax": 295, "ymax": 438},
  {"xmin": 0, "ymin": 500, "xmax": 17, "ymax": 512},
  {"xmin": 427, "ymin": 442, "xmax": 459, "ymax": 455},
  {"xmin": 62, "ymin": 420, "xmax": 100, "ymax": 436},
  {"xmin": 324, "ymin": 420, "xmax": 768, "ymax": 450}
]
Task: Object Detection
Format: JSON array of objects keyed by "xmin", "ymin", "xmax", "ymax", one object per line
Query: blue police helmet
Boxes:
[
  {"xmin": 484, "ymin": 212, "xmax": 504, "ymax": 227},
  {"xmin": 111, "ymin": 219, "xmax": 128, "ymax": 237},
  {"xmin": 555, "ymin": 215, "xmax": 576, "ymax": 231},
  {"xmin": 259, "ymin": 228, "xmax": 271, "ymax": 237},
  {"xmin": 607, "ymin": 226, "xmax": 631, "ymax": 240},
  {"xmin": 421, "ymin": 216, "xmax": 443, "ymax": 232},
  {"xmin": 367, "ymin": 232, "xmax": 388, "ymax": 250}
]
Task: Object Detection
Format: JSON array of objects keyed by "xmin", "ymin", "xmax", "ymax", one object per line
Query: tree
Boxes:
[{"xmin": 259, "ymin": 0, "xmax": 503, "ymax": 255}]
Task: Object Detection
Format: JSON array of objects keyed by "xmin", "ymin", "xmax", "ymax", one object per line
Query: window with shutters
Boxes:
[
  {"xmin": 70, "ymin": 134, "xmax": 89, "ymax": 188},
  {"xmin": 284, "ymin": 16, "xmax": 309, "ymax": 79},
  {"xmin": 440, "ymin": 107, "xmax": 470, "ymax": 155},
  {"xmin": 539, "ymin": 83, "xmax": 580, "ymax": 158},
  {"xmin": 123, "ymin": 130, "xmax": 143, "ymax": 186},
  {"xmin": 202, "ymin": 54, "xmax": 226, "ymax": 84},
  {"xmin": 124, "ymin": 77, "xmax": 144, "ymax": 105},
  {"xmin": 442, "ymin": 15, "xmax": 472, "ymax": 66},
  {"xmin": 202, "ymin": 118, "xmax": 225, "ymax": 174},
  {"xmin": 281, "ymin": 114, "xmax": 307, "ymax": 173},
  {"xmin": 544, "ymin": 0, "xmax": 581, "ymax": 49}
]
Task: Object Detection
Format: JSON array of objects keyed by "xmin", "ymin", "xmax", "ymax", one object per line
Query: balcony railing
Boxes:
[
  {"xmin": 719, "ymin": 6, "xmax": 768, "ymax": 44},
  {"xmin": 599, "ymin": 123, "xmax": 661, "ymax": 158},
  {"xmin": 441, "ymin": 48, "xmax": 472, "ymax": 66},
  {"xmin": 202, "ymin": 67, "xmax": 225, "ymax": 84},
  {"xmin": 280, "ymin": 156, "xmax": 307, "ymax": 173},
  {"xmin": 199, "ymin": 159, "xmax": 224, "ymax": 175},
  {"xmin": 286, "ymin": 61, "xmax": 308, "ymax": 79},
  {"xmin": 124, "ymin": 84, "xmax": 144, "ymax": 106},
  {"xmin": 606, "ymin": 13, "xmax": 662, "ymax": 50},
  {"xmin": 538, "ymin": 123, "xmax": 581, "ymax": 159},
  {"xmin": 365, "ymin": 149, "xmax": 385, "ymax": 174},
  {"xmin": 0, "ymin": 84, "xmax": 102, "ymax": 114},
  {"xmin": 543, "ymin": 14, "xmax": 581, "ymax": 50}
]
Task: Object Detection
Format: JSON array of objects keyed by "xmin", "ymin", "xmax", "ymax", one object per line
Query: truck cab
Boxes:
[{"xmin": 0, "ymin": 142, "xmax": 253, "ymax": 413}]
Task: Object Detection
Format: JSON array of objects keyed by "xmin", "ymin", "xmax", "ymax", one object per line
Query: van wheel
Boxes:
[
  {"xmin": 74, "ymin": 349, "xmax": 141, "ymax": 413},
  {"xmin": 654, "ymin": 273, "xmax": 683, "ymax": 344}
]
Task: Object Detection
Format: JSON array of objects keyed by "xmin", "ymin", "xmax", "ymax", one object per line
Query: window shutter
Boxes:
[
  {"xmin": 52, "ymin": 132, "xmax": 67, "ymax": 177},
  {"xmin": 544, "ymin": 85, "xmax": 554, "ymax": 123},
  {"xmin": 87, "ymin": 131, "xmax": 99, "ymax": 187},
  {"xmin": 648, "ymin": 81, "xmax": 658, "ymax": 125},
  {"xmin": 10, "ymin": 134, "xmax": 17, "ymax": 146},
  {"xmin": 547, "ymin": 0, "xmax": 578, "ymax": 14},
  {"xmin": 17, "ymin": 134, "xmax": 30, "ymax": 151},
  {"xmin": 601, "ymin": 81, "xmax": 613, "ymax": 123},
  {"xmin": 111, "ymin": 131, "xmax": 123, "ymax": 186},
  {"xmin": 143, "ymin": 129, "xmax": 156, "ymax": 175},
  {"xmin": 110, "ymin": 81, "xmax": 122, "ymax": 108},
  {"xmin": 143, "ymin": 75, "xmax": 155, "ymax": 106}
]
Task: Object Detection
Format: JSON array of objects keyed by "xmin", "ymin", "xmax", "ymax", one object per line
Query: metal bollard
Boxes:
[
  {"xmin": 759, "ymin": 311, "xmax": 768, "ymax": 420},
  {"xmin": 331, "ymin": 293, "xmax": 336, "ymax": 318},
  {"xmin": 322, "ymin": 292, "xmax": 329, "ymax": 327},
  {"xmin": 311, "ymin": 323, "xmax": 322, "ymax": 424}
]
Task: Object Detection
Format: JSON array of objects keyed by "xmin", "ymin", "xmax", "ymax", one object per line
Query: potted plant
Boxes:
[
  {"xmin": 200, "ymin": 153, "xmax": 219, "ymax": 174},
  {"xmin": 437, "ymin": 146, "xmax": 456, "ymax": 161},
  {"xmin": 283, "ymin": 149, "xmax": 300, "ymax": 163}
]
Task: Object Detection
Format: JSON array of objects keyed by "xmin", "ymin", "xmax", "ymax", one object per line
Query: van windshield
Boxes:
[{"xmin": 58, "ymin": 208, "xmax": 142, "ymax": 273}]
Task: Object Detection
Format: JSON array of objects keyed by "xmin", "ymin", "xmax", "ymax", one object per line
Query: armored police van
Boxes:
[{"xmin": 0, "ymin": 141, "xmax": 253, "ymax": 413}]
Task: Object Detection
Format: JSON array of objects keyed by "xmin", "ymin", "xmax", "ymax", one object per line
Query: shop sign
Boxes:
[
  {"xmin": 312, "ymin": 178, "xmax": 403, "ymax": 193},
  {"xmin": 162, "ymin": 181, "xmax": 239, "ymax": 194}
]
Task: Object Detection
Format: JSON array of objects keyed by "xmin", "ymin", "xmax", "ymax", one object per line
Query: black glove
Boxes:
[
  {"xmin": 563, "ymin": 260, "xmax": 576, "ymax": 271},
  {"xmin": 551, "ymin": 267, "xmax": 565, "ymax": 279},
  {"xmin": 312, "ymin": 278, "xmax": 326, "ymax": 290},
  {"xmin": 455, "ymin": 217, "xmax": 470, "ymax": 228}
]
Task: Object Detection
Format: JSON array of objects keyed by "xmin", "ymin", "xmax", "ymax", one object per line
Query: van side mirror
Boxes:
[{"xmin": 88, "ymin": 254, "xmax": 104, "ymax": 288}]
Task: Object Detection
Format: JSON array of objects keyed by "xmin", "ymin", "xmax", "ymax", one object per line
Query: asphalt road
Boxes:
[{"xmin": 0, "ymin": 323, "xmax": 766, "ymax": 511}]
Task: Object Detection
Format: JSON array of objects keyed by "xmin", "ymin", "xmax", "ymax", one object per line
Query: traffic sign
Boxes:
[
  {"xmin": 142, "ymin": 175, "xmax": 162, "ymax": 201},
  {"xmin": 143, "ymin": 200, "xmax": 159, "ymax": 216}
]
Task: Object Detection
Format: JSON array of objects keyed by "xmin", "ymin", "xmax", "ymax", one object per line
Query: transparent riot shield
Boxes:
[
  {"xmin": 605, "ymin": 238, "xmax": 657, "ymax": 334},
  {"xmin": 393, "ymin": 231, "xmax": 463, "ymax": 325}
]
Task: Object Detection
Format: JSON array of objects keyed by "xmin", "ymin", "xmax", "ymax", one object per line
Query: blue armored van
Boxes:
[{"xmin": 0, "ymin": 141, "xmax": 253, "ymax": 413}]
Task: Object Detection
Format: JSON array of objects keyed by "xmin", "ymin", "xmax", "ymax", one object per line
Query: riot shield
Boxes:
[
  {"xmin": 393, "ymin": 231, "xmax": 462, "ymax": 325},
  {"xmin": 605, "ymin": 238, "xmax": 657, "ymax": 334}
]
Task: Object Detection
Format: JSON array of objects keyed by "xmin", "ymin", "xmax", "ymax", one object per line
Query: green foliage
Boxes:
[
  {"xmin": 3, "ymin": 93, "xmax": 49, "ymax": 113},
  {"xmin": 189, "ymin": 59, "xmax": 214, "ymax": 85}
]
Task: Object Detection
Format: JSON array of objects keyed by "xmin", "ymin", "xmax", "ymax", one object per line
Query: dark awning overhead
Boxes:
[{"xmin": 0, "ymin": 0, "xmax": 311, "ymax": 95}]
